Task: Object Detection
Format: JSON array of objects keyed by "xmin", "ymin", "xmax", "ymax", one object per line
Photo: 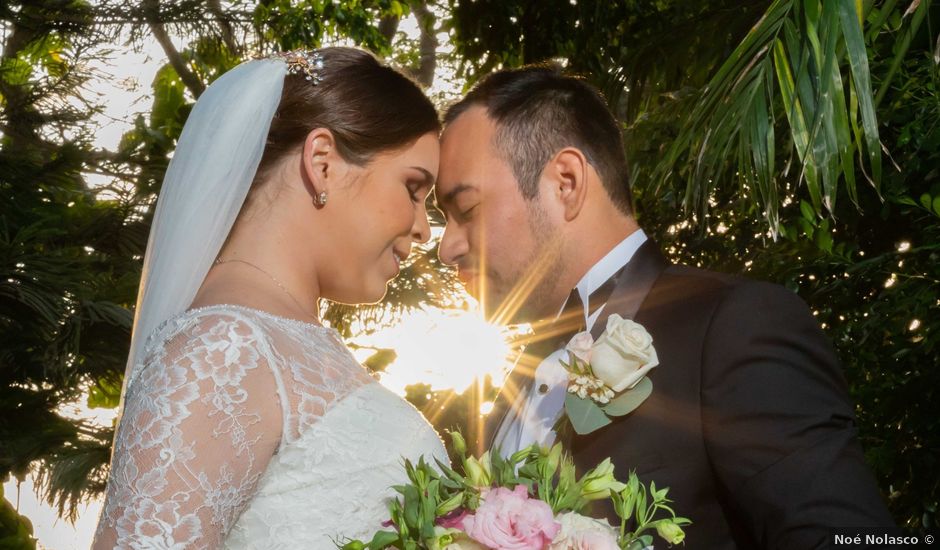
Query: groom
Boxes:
[{"xmin": 435, "ymin": 66, "xmax": 896, "ymax": 548}]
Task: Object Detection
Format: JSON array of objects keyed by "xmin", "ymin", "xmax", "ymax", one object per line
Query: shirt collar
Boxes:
[
  {"xmin": 575, "ymin": 229, "xmax": 647, "ymax": 304},
  {"xmin": 556, "ymin": 229, "xmax": 648, "ymax": 319}
]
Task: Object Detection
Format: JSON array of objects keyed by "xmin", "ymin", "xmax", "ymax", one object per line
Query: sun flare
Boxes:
[{"xmin": 353, "ymin": 306, "xmax": 516, "ymax": 396}]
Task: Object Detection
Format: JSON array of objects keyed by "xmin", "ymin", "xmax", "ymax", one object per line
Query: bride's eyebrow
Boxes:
[{"xmin": 409, "ymin": 166, "xmax": 435, "ymax": 186}]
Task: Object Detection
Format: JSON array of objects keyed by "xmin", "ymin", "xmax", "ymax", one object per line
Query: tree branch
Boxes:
[
  {"xmin": 142, "ymin": 0, "xmax": 205, "ymax": 98},
  {"xmin": 378, "ymin": 13, "xmax": 400, "ymax": 45},
  {"xmin": 410, "ymin": 0, "xmax": 437, "ymax": 88},
  {"xmin": 0, "ymin": 15, "xmax": 41, "ymax": 152},
  {"xmin": 206, "ymin": 0, "xmax": 239, "ymax": 55}
]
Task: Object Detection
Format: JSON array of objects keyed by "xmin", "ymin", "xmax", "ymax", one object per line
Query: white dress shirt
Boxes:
[{"xmin": 493, "ymin": 230, "xmax": 648, "ymax": 455}]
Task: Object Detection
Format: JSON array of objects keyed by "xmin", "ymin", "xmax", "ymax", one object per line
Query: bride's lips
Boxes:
[{"xmin": 390, "ymin": 246, "xmax": 409, "ymax": 275}]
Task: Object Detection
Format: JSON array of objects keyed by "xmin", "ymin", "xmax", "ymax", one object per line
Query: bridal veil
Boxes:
[{"xmin": 123, "ymin": 59, "xmax": 287, "ymax": 392}]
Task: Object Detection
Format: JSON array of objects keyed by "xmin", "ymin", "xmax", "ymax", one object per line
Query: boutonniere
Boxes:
[{"xmin": 560, "ymin": 314, "xmax": 659, "ymax": 435}]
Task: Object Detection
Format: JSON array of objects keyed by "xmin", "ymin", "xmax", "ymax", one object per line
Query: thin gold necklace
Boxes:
[{"xmin": 213, "ymin": 258, "xmax": 319, "ymax": 322}]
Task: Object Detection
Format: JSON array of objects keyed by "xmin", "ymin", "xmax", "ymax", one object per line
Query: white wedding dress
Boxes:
[{"xmin": 94, "ymin": 304, "xmax": 448, "ymax": 549}]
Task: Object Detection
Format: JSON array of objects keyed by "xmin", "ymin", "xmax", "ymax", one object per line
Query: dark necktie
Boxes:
[{"xmin": 552, "ymin": 269, "xmax": 623, "ymax": 343}]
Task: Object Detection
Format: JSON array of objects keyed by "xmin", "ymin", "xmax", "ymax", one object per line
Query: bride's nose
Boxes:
[{"xmin": 411, "ymin": 205, "xmax": 431, "ymax": 244}]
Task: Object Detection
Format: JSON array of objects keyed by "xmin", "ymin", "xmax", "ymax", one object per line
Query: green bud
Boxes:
[
  {"xmin": 580, "ymin": 458, "xmax": 627, "ymax": 500},
  {"xmin": 465, "ymin": 455, "xmax": 491, "ymax": 487},
  {"xmin": 656, "ymin": 521, "xmax": 686, "ymax": 545},
  {"xmin": 510, "ymin": 447, "xmax": 532, "ymax": 465},
  {"xmin": 449, "ymin": 431, "xmax": 467, "ymax": 456},
  {"xmin": 435, "ymin": 492, "xmax": 464, "ymax": 516},
  {"xmin": 546, "ymin": 443, "xmax": 563, "ymax": 474},
  {"xmin": 427, "ymin": 526, "xmax": 460, "ymax": 550}
]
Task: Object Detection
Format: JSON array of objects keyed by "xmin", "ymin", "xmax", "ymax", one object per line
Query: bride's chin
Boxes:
[
  {"xmin": 323, "ymin": 278, "xmax": 389, "ymax": 306},
  {"xmin": 357, "ymin": 278, "xmax": 391, "ymax": 305}
]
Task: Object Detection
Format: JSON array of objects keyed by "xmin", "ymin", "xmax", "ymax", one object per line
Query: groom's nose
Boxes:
[{"xmin": 438, "ymin": 223, "xmax": 468, "ymax": 266}]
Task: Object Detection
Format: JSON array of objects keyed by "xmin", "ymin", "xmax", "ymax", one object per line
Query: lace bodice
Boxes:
[{"xmin": 93, "ymin": 305, "xmax": 448, "ymax": 549}]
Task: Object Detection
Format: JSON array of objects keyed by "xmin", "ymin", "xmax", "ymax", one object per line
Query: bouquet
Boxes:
[{"xmin": 339, "ymin": 432, "xmax": 690, "ymax": 550}]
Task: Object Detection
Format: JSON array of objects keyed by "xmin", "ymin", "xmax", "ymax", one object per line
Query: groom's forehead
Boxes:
[{"xmin": 442, "ymin": 105, "xmax": 496, "ymax": 145}]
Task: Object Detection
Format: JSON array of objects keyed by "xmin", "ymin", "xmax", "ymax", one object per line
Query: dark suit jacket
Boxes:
[{"xmin": 484, "ymin": 239, "xmax": 895, "ymax": 549}]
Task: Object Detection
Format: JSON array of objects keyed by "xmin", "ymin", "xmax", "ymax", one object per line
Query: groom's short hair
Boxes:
[{"xmin": 444, "ymin": 64, "xmax": 633, "ymax": 216}]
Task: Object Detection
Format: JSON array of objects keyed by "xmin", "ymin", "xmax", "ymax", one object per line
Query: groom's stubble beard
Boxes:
[{"xmin": 485, "ymin": 201, "xmax": 566, "ymax": 326}]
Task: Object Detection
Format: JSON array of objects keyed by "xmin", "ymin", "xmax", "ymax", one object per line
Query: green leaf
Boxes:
[
  {"xmin": 837, "ymin": 0, "xmax": 882, "ymax": 186},
  {"xmin": 0, "ymin": 58, "xmax": 33, "ymax": 86},
  {"xmin": 87, "ymin": 377, "xmax": 122, "ymax": 409},
  {"xmin": 817, "ymin": 228, "xmax": 833, "ymax": 252},
  {"xmin": 602, "ymin": 377, "xmax": 654, "ymax": 417},
  {"xmin": 800, "ymin": 199, "xmax": 817, "ymax": 223},
  {"xmin": 933, "ymin": 197, "xmax": 940, "ymax": 217},
  {"xmin": 799, "ymin": 217, "xmax": 816, "ymax": 238},
  {"xmin": 363, "ymin": 348, "xmax": 397, "ymax": 372},
  {"xmin": 564, "ymin": 393, "xmax": 612, "ymax": 435},
  {"xmin": 368, "ymin": 531, "xmax": 400, "ymax": 550},
  {"xmin": 921, "ymin": 194, "xmax": 933, "ymax": 209}
]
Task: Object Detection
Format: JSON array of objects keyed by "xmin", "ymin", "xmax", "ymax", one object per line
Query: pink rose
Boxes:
[
  {"xmin": 461, "ymin": 485, "xmax": 561, "ymax": 550},
  {"xmin": 565, "ymin": 331, "xmax": 595, "ymax": 365},
  {"xmin": 437, "ymin": 509, "xmax": 470, "ymax": 529}
]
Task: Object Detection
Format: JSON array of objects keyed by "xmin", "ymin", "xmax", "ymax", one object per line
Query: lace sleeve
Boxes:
[{"xmin": 93, "ymin": 313, "xmax": 282, "ymax": 549}]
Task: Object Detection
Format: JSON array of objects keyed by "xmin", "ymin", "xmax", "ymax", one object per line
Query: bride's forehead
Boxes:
[{"xmin": 375, "ymin": 134, "xmax": 439, "ymax": 167}]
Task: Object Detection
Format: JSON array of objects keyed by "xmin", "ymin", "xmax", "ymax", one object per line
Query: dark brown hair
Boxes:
[
  {"xmin": 445, "ymin": 65, "xmax": 633, "ymax": 216},
  {"xmin": 252, "ymin": 47, "xmax": 440, "ymax": 188}
]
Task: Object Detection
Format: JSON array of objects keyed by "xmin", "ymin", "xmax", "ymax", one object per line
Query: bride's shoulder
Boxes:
[
  {"xmin": 143, "ymin": 304, "xmax": 266, "ymax": 354},
  {"xmin": 143, "ymin": 304, "xmax": 335, "ymax": 356},
  {"xmin": 141, "ymin": 304, "xmax": 372, "ymax": 390}
]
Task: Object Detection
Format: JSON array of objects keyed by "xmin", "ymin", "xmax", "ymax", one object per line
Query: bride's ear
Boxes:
[{"xmin": 301, "ymin": 128, "xmax": 339, "ymax": 196}]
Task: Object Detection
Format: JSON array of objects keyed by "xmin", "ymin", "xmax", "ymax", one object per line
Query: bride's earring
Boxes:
[{"xmin": 316, "ymin": 190, "xmax": 328, "ymax": 206}]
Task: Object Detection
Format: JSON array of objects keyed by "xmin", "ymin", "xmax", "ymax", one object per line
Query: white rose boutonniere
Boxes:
[
  {"xmin": 592, "ymin": 314, "xmax": 659, "ymax": 392},
  {"xmin": 559, "ymin": 314, "xmax": 659, "ymax": 435}
]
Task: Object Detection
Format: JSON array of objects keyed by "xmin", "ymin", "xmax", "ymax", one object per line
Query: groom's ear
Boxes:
[
  {"xmin": 301, "ymin": 128, "xmax": 341, "ymax": 193},
  {"xmin": 545, "ymin": 147, "xmax": 589, "ymax": 222}
]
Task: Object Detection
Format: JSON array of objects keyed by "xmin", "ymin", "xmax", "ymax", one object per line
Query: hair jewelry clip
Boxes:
[{"xmin": 275, "ymin": 50, "xmax": 325, "ymax": 85}]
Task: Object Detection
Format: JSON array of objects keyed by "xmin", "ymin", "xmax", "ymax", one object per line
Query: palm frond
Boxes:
[{"xmin": 652, "ymin": 0, "xmax": 887, "ymax": 232}]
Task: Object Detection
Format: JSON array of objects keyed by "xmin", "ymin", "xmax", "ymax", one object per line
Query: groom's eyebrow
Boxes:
[{"xmin": 435, "ymin": 183, "xmax": 474, "ymax": 211}]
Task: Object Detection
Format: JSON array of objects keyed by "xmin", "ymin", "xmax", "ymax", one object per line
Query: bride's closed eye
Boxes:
[
  {"xmin": 405, "ymin": 179, "xmax": 429, "ymax": 204},
  {"xmin": 404, "ymin": 168, "xmax": 434, "ymax": 204}
]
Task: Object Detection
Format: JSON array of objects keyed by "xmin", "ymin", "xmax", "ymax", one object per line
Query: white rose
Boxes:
[
  {"xmin": 443, "ymin": 536, "xmax": 488, "ymax": 550},
  {"xmin": 565, "ymin": 331, "xmax": 595, "ymax": 365},
  {"xmin": 590, "ymin": 314, "xmax": 659, "ymax": 392},
  {"xmin": 549, "ymin": 512, "xmax": 620, "ymax": 550}
]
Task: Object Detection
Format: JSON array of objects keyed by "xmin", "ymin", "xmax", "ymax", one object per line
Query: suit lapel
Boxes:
[{"xmin": 590, "ymin": 239, "xmax": 669, "ymax": 339}]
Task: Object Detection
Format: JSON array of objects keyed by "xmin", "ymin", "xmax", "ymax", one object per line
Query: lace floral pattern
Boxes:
[{"xmin": 93, "ymin": 305, "xmax": 446, "ymax": 549}]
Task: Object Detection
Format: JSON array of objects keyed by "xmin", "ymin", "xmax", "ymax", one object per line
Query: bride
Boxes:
[{"xmin": 92, "ymin": 47, "xmax": 448, "ymax": 548}]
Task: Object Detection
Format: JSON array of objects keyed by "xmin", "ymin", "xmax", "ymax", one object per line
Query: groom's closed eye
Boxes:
[
  {"xmin": 436, "ymin": 183, "xmax": 477, "ymax": 221},
  {"xmin": 456, "ymin": 203, "xmax": 478, "ymax": 223}
]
